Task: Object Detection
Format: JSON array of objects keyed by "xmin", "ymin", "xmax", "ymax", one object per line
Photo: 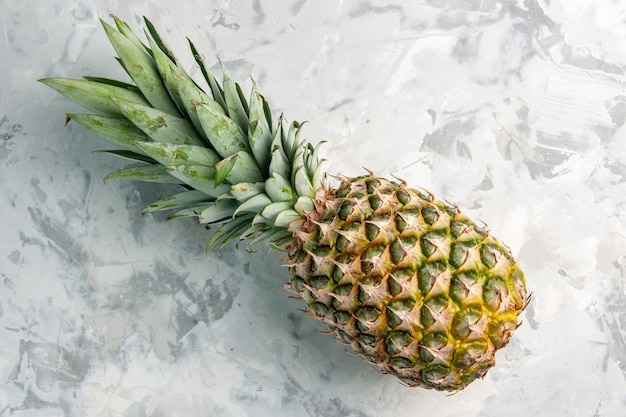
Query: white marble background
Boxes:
[{"xmin": 1, "ymin": 0, "xmax": 626, "ymax": 416}]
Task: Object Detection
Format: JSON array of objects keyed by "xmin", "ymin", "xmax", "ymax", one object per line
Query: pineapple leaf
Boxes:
[
  {"xmin": 175, "ymin": 68, "xmax": 226, "ymax": 143},
  {"xmin": 206, "ymin": 213, "xmax": 255, "ymax": 249},
  {"xmin": 95, "ymin": 149, "xmax": 156, "ymax": 164},
  {"xmin": 146, "ymin": 33, "xmax": 186, "ymax": 115},
  {"xmin": 256, "ymin": 201, "xmax": 295, "ymax": 225},
  {"xmin": 134, "ymin": 141, "xmax": 221, "ymax": 167},
  {"xmin": 221, "ymin": 62, "xmax": 249, "ymax": 133},
  {"xmin": 67, "ymin": 113, "xmax": 149, "ymax": 154},
  {"xmin": 101, "ymin": 19, "xmax": 179, "ymax": 115},
  {"xmin": 104, "ymin": 164, "xmax": 181, "ymax": 183},
  {"xmin": 294, "ymin": 195, "xmax": 315, "ymax": 214},
  {"xmin": 233, "ymin": 192, "xmax": 273, "ymax": 216},
  {"xmin": 265, "ymin": 173, "xmax": 294, "ymax": 202},
  {"xmin": 82, "ymin": 76, "xmax": 140, "ymax": 91},
  {"xmin": 167, "ymin": 204, "xmax": 212, "ymax": 219},
  {"xmin": 247, "ymin": 83, "xmax": 273, "ymax": 173},
  {"xmin": 214, "ymin": 151, "xmax": 263, "ymax": 186},
  {"xmin": 198, "ymin": 199, "xmax": 238, "ymax": 224},
  {"xmin": 292, "ymin": 173, "xmax": 314, "ymax": 200},
  {"xmin": 284, "ymin": 120, "xmax": 302, "ymax": 160},
  {"xmin": 268, "ymin": 141, "xmax": 291, "ymax": 181},
  {"xmin": 112, "ymin": 98, "xmax": 205, "ymax": 146},
  {"xmin": 113, "ymin": 15, "xmax": 148, "ymax": 51},
  {"xmin": 188, "ymin": 39, "xmax": 227, "ymax": 112},
  {"xmin": 142, "ymin": 190, "xmax": 212, "ymax": 214},
  {"xmin": 143, "ymin": 17, "xmax": 178, "ymax": 64},
  {"xmin": 229, "ymin": 182, "xmax": 266, "ymax": 202},
  {"xmin": 39, "ymin": 78, "xmax": 149, "ymax": 116},
  {"xmin": 195, "ymin": 102, "xmax": 248, "ymax": 158},
  {"xmin": 274, "ymin": 209, "xmax": 302, "ymax": 228},
  {"xmin": 164, "ymin": 164, "xmax": 230, "ymax": 197}
]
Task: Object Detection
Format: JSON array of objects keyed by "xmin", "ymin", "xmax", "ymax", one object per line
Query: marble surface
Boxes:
[{"xmin": 2, "ymin": 0, "xmax": 626, "ymax": 416}]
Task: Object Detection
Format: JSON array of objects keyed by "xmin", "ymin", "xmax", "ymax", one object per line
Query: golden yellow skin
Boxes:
[{"xmin": 287, "ymin": 176, "xmax": 529, "ymax": 391}]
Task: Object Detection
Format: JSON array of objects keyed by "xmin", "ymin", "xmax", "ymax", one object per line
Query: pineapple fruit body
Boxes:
[
  {"xmin": 288, "ymin": 176, "xmax": 527, "ymax": 390},
  {"xmin": 40, "ymin": 17, "xmax": 529, "ymax": 391}
]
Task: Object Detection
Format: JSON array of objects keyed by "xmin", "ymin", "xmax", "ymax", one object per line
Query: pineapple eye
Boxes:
[
  {"xmin": 310, "ymin": 276, "xmax": 329, "ymax": 289},
  {"xmin": 395, "ymin": 214, "xmax": 408, "ymax": 233},
  {"xmin": 418, "ymin": 261, "xmax": 446, "ymax": 295},
  {"xmin": 365, "ymin": 179, "xmax": 380, "ymax": 193},
  {"xmin": 396, "ymin": 189, "xmax": 410, "ymax": 205},
  {"xmin": 386, "ymin": 331, "xmax": 411, "ymax": 352},
  {"xmin": 311, "ymin": 302, "xmax": 329, "ymax": 316},
  {"xmin": 336, "ymin": 234, "xmax": 348, "ymax": 252},
  {"xmin": 357, "ymin": 334, "xmax": 377, "ymax": 347},
  {"xmin": 422, "ymin": 364, "xmax": 451, "ymax": 383},
  {"xmin": 420, "ymin": 235, "xmax": 437, "ymax": 258},
  {"xmin": 449, "ymin": 241, "xmax": 473, "ymax": 269},
  {"xmin": 369, "ymin": 194, "xmax": 383, "ymax": 210},
  {"xmin": 386, "ymin": 309, "xmax": 402, "ymax": 329},
  {"xmin": 399, "ymin": 233, "xmax": 418, "ymax": 247},
  {"xmin": 366, "ymin": 223, "xmax": 379, "ymax": 240},
  {"xmin": 419, "ymin": 332, "xmax": 448, "ymax": 363},
  {"xmin": 488, "ymin": 317, "xmax": 518, "ymax": 348},
  {"xmin": 290, "ymin": 276, "xmax": 306, "ymax": 289},
  {"xmin": 450, "ymin": 219, "xmax": 471, "ymax": 239},
  {"xmin": 450, "ymin": 271, "xmax": 480, "ymax": 304},
  {"xmin": 479, "ymin": 243, "xmax": 499, "ymax": 269},
  {"xmin": 390, "ymin": 357, "xmax": 414, "ymax": 369},
  {"xmin": 420, "ymin": 295, "xmax": 449, "ymax": 328},
  {"xmin": 482, "ymin": 277, "xmax": 504, "ymax": 312},
  {"xmin": 334, "ymin": 310, "xmax": 351, "ymax": 325},
  {"xmin": 388, "ymin": 298, "xmax": 416, "ymax": 312},
  {"xmin": 451, "ymin": 305, "xmax": 483, "ymax": 340},
  {"xmin": 388, "ymin": 276, "xmax": 402, "ymax": 296},
  {"xmin": 338, "ymin": 200, "xmax": 353, "ymax": 220},
  {"xmin": 355, "ymin": 307, "xmax": 381, "ymax": 325},
  {"xmin": 452, "ymin": 340, "xmax": 488, "ymax": 370},
  {"xmin": 422, "ymin": 205, "xmax": 440, "ymax": 225},
  {"xmin": 334, "ymin": 284, "xmax": 353, "ymax": 296},
  {"xmin": 390, "ymin": 239, "xmax": 405, "ymax": 264},
  {"xmin": 336, "ymin": 330, "xmax": 353, "ymax": 344}
]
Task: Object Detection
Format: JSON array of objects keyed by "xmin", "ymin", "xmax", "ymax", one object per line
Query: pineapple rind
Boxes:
[{"xmin": 286, "ymin": 176, "xmax": 528, "ymax": 391}]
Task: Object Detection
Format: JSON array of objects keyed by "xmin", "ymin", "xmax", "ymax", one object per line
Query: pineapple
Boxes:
[{"xmin": 40, "ymin": 16, "xmax": 529, "ymax": 391}]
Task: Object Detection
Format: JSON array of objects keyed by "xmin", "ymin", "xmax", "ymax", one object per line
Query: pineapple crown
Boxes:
[{"xmin": 40, "ymin": 16, "xmax": 325, "ymax": 249}]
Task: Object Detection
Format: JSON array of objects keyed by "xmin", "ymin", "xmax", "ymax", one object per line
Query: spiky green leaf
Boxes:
[
  {"xmin": 233, "ymin": 193, "xmax": 273, "ymax": 216},
  {"xmin": 198, "ymin": 199, "xmax": 238, "ymax": 224},
  {"xmin": 104, "ymin": 164, "xmax": 181, "ymax": 183},
  {"xmin": 101, "ymin": 19, "xmax": 179, "ymax": 115},
  {"xmin": 195, "ymin": 102, "xmax": 248, "ymax": 157},
  {"xmin": 221, "ymin": 63, "xmax": 249, "ymax": 133},
  {"xmin": 206, "ymin": 213, "xmax": 255, "ymax": 249},
  {"xmin": 248, "ymin": 83, "xmax": 273, "ymax": 173},
  {"xmin": 265, "ymin": 173, "xmax": 294, "ymax": 202},
  {"xmin": 230, "ymin": 182, "xmax": 266, "ymax": 202},
  {"xmin": 188, "ymin": 39, "xmax": 227, "ymax": 112},
  {"xmin": 113, "ymin": 15, "xmax": 148, "ymax": 51},
  {"xmin": 67, "ymin": 113, "xmax": 150, "ymax": 154},
  {"xmin": 164, "ymin": 164, "xmax": 230, "ymax": 197},
  {"xmin": 142, "ymin": 190, "xmax": 212, "ymax": 214},
  {"xmin": 214, "ymin": 151, "xmax": 263, "ymax": 186},
  {"xmin": 135, "ymin": 141, "xmax": 221, "ymax": 167},
  {"xmin": 40, "ymin": 78, "xmax": 149, "ymax": 116},
  {"xmin": 95, "ymin": 149, "xmax": 156, "ymax": 163},
  {"xmin": 113, "ymin": 98, "xmax": 204, "ymax": 146}
]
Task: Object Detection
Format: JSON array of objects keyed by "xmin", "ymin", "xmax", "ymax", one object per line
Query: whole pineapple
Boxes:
[{"xmin": 40, "ymin": 17, "xmax": 529, "ymax": 391}]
